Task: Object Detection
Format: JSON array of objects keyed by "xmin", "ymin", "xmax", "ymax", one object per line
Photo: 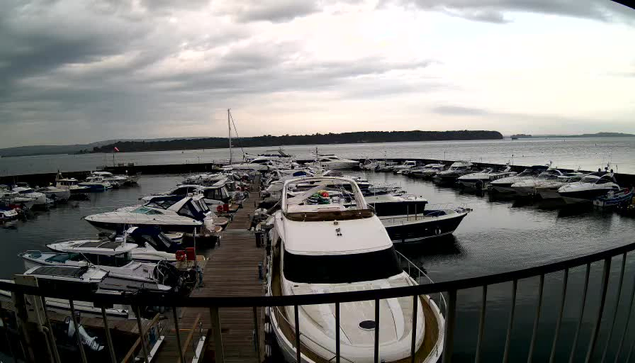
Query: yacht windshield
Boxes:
[{"xmin": 283, "ymin": 247, "xmax": 402, "ymax": 283}]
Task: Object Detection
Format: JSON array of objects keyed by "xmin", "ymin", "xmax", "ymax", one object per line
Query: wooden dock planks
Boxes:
[{"xmin": 155, "ymin": 192, "xmax": 265, "ymax": 363}]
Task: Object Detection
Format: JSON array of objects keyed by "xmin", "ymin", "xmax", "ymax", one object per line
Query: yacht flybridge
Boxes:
[{"xmin": 265, "ymin": 177, "xmax": 444, "ymax": 363}]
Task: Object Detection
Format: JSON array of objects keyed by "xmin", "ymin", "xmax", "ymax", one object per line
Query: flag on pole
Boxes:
[{"xmin": 114, "ymin": 147, "xmax": 120, "ymax": 152}]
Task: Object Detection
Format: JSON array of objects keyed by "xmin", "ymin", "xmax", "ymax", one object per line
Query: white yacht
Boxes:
[
  {"xmin": 533, "ymin": 172, "xmax": 585, "ymax": 200},
  {"xmin": 78, "ymin": 175, "xmax": 113, "ymax": 191},
  {"xmin": 11, "ymin": 186, "xmax": 49, "ymax": 208},
  {"xmin": 558, "ymin": 173, "xmax": 621, "ymax": 204},
  {"xmin": 409, "ymin": 163, "xmax": 446, "ymax": 180},
  {"xmin": 55, "ymin": 174, "xmax": 91, "ymax": 193},
  {"xmin": 392, "ymin": 160, "xmax": 417, "ymax": 174},
  {"xmin": 19, "ymin": 244, "xmax": 194, "ymax": 293},
  {"xmin": 37, "ymin": 186, "xmax": 71, "ymax": 203},
  {"xmin": 92, "ymin": 171, "xmax": 139, "ymax": 187},
  {"xmin": 511, "ymin": 168, "xmax": 565, "ymax": 197},
  {"xmin": 84, "ymin": 195, "xmax": 225, "ymax": 236},
  {"xmin": 46, "ymin": 227, "xmax": 184, "ymax": 263},
  {"xmin": 434, "ymin": 161, "xmax": 473, "ymax": 183},
  {"xmin": 312, "ymin": 154, "xmax": 359, "ymax": 170},
  {"xmin": 141, "ymin": 184, "xmax": 204, "ymax": 202},
  {"xmin": 366, "ymin": 193, "xmax": 470, "ymax": 243},
  {"xmin": 266, "ymin": 177, "xmax": 444, "ymax": 362},
  {"xmin": 457, "ymin": 166, "xmax": 516, "ymax": 190},
  {"xmin": 489, "ymin": 165, "xmax": 548, "ymax": 194}
]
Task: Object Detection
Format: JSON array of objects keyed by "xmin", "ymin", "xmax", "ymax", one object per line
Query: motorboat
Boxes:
[
  {"xmin": 19, "ymin": 244, "xmax": 196, "ymax": 294},
  {"xmin": 366, "ymin": 193, "xmax": 470, "ymax": 243},
  {"xmin": 37, "ymin": 186, "xmax": 71, "ymax": 203},
  {"xmin": 91, "ymin": 171, "xmax": 138, "ymax": 187},
  {"xmin": 312, "ymin": 154, "xmax": 359, "ymax": 170},
  {"xmin": 55, "ymin": 174, "xmax": 91, "ymax": 193},
  {"xmin": 558, "ymin": 173, "xmax": 621, "ymax": 204},
  {"xmin": 0, "ymin": 205, "xmax": 19, "ymax": 223},
  {"xmin": 12, "ymin": 186, "xmax": 49, "ymax": 207},
  {"xmin": 47, "ymin": 227, "xmax": 184, "ymax": 263},
  {"xmin": 84, "ymin": 195, "xmax": 225, "ymax": 236},
  {"xmin": 182, "ymin": 172, "xmax": 226, "ymax": 186},
  {"xmin": 265, "ymin": 176, "xmax": 444, "ymax": 362},
  {"xmin": 392, "ymin": 160, "xmax": 417, "ymax": 174},
  {"xmin": 141, "ymin": 184, "xmax": 204, "ymax": 203},
  {"xmin": 511, "ymin": 168, "xmax": 565, "ymax": 197},
  {"xmin": 457, "ymin": 166, "xmax": 516, "ymax": 190},
  {"xmin": 534, "ymin": 172, "xmax": 585, "ymax": 200},
  {"xmin": 489, "ymin": 165, "xmax": 549, "ymax": 194},
  {"xmin": 19, "ymin": 265, "xmax": 108, "ymax": 294},
  {"xmin": 78, "ymin": 175, "xmax": 113, "ymax": 191},
  {"xmin": 1, "ymin": 189, "xmax": 36, "ymax": 210},
  {"xmin": 433, "ymin": 161, "xmax": 473, "ymax": 184},
  {"xmin": 593, "ymin": 188, "xmax": 634, "ymax": 208},
  {"xmin": 409, "ymin": 163, "xmax": 446, "ymax": 179}
]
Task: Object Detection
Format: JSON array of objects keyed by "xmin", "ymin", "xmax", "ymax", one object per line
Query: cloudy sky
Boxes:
[{"xmin": 1, "ymin": 0, "xmax": 634, "ymax": 147}]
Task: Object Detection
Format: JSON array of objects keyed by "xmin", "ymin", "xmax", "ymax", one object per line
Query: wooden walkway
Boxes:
[{"xmin": 155, "ymin": 190, "xmax": 265, "ymax": 363}]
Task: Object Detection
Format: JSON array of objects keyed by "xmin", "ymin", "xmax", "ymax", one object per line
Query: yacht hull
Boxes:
[{"xmin": 381, "ymin": 210, "xmax": 468, "ymax": 243}]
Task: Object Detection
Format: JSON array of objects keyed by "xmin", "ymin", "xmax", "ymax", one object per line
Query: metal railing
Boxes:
[{"xmin": 2, "ymin": 240, "xmax": 635, "ymax": 362}]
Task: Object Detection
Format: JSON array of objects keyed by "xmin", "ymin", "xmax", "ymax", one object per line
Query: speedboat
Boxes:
[
  {"xmin": 141, "ymin": 184, "xmax": 204, "ymax": 202},
  {"xmin": 91, "ymin": 171, "xmax": 139, "ymax": 187},
  {"xmin": 511, "ymin": 168, "xmax": 565, "ymax": 197},
  {"xmin": 558, "ymin": 173, "xmax": 621, "ymax": 204},
  {"xmin": 0, "ymin": 205, "xmax": 20, "ymax": 223},
  {"xmin": 366, "ymin": 193, "xmax": 470, "ymax": 243},
  {"xmin": 489, "ymin": 165, "xmax": 549, "ymax": 194},
  {"xmin": 47, "ymin": 227, "xmax": 185, "ymax": 263},
  {"xmin": 182, "ymin": 172, "xmax": 226, "ymax": 185},
  {"xmin": 55, "ymin": 174, "xmax": 91, "ymax": 193},
  {"xmin": 11, "ymin": 186, "xmax": 49, "ymax": 208},
  {"xmin": 433, "ymin": 161, "xmax": 473, "ymax": 184},
  {"xmin": 409, "ymin": 163, "xmax": 446, "ymax": 179},
  {"xmin": 84, "ymin": 195, "xmax": 225, "ymax": 236},
  {"xmin": 312, "ymin": 154, "xmax": 359, "ymax": 170},
  {"xmin": 457, "ymin": 166, "xmax": 517, "ymax": 190},
  {"xmin": 534, "ymin": 172, "xmax": 585, "ymax": 200},
  {"xmin": 392, "ymin": 160, "xmax": 417, "ymax": 174},
  {"xmin": 593, "ymin": 187, "xmax": 634, "ymax": 208},
  {"xmin": 19, "ymin": 244, "xmax": 196, "ymax": 294},
  {"xmin": 78, "ymin": 175, "xmax": 112, "ymax": 191},
  {"xmin": 265, "ymin": 176, "xmax": 445, "ymax": 362},
  {"xmin": 37, "ymin": 186, "xmax": 71, "ymax": 203}
]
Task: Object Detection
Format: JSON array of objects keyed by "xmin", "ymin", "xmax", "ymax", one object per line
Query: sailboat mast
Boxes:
[{"xmin": 228, "ymin": 108, "xmax": 232, "ymax": 165}]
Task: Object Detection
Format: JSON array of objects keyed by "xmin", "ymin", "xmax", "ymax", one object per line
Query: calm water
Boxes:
[
  {"xmin": 2, "ymin": 172, "xmax": 635, "ymax": 361},
  {"xmin": 1, "ymin": 136, "xmax": 634, "ymax": 176}
]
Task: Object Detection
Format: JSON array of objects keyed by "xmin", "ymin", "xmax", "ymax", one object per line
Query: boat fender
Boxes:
[{"xmin": 434, "ymin": 227, "xmax": 442, "ymax": 235}]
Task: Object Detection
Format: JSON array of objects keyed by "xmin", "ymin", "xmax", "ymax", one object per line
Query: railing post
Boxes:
[
  {"xmin": 569, "ymin": 263, "xmax": 591, "ymax": 363},
  {"xmin": 502, "ymin": 279, "xmax": 518, "ymax": 363},
  {"xmin": 210, "ymin": 306, "xmax": 225, "ymax": 363},
  {"xmin": 100, "ymin": 307, "xmax": 117, "ymax": 363},
  {"xmin": 615, "ymin": 257, "xmax": 635, "ymax": 363},
  {"xmin": 374, "ymin": 298, "xmax": 380, "ymax": 363},
  {"xmin": 69, "ymin": 300, "xmax": 88, "ymax": 363},
  {"xmin": 527, "ymin": 274, "xmax": 545, "ymax": 363},
  {"xmin": 335, "ymin": 302, "xmax": 341, "ymax": 363},
  {"xmin": 475, "ymin": 285, "xmax": 487, "ymax": 363},
  {"xmin": 601, "ymin": 253, "xmax": 626, "ymax": 363},
  {"xmin": 442, "ymin": 289, "xmax": 457, "ymax": 363},
  {"xmin": 134, "ymin": 305, "xmax": 150, "ymax": 363},
  {"xmin": 172, "ymin": 307, "xmax": 185, "ymax": 363},
  {"xmin": 585, "ymin": 257, "xmax": 612, "ymax": 363},
  {"xmin": 39, "ymin": 297, "xmax": 61, "ymax": 363},
  {"xmin": 294, "ymin": 304, "xmax": 301, "ymax": 363},
  {"xmin": 549, "ymin": 268, "xmax": 569, "ymax": 363},
  {"xmin": 253, "ymin": 306, "xmax": 261, "ymax": 362},
  {"xmin": 411, "ymin": 294, "xmax": 419, "ymax": 363}
]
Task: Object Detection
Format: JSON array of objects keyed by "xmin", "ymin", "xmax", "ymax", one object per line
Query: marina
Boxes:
[{"xmin": 0, "ymin": 143, "xmax": 634, "ymax": 362}]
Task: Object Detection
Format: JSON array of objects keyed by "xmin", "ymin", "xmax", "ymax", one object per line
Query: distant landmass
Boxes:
[
  {"xmin": 539, "ymin": 132, "xmax": 635, "ymax": 138},
  {"xmin": 88, "ymin": 130, "xmax": 503, "ymax": 154}
]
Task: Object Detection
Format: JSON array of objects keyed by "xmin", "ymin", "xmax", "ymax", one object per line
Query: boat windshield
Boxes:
[
  {"xmin": 132, "ymin": 206, "xmax": 163, "ymax": 215},
  {"xmin": 68, "ymin": 252, "xmax": 132, "ymax": 267},
  {"xmin": 283, "ymin": 247, "xmax": 402, "ymax": 283}
]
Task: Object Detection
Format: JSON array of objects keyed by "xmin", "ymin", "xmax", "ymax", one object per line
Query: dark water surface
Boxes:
[{"xmin": 2, "ymin": 172, "xmax": 635, "ymax": 362}]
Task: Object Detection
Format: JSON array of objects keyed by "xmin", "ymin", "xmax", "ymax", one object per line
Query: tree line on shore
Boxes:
[{"xmin": 87, "ymin": 130, "xmax": 503, "ymax": 153}]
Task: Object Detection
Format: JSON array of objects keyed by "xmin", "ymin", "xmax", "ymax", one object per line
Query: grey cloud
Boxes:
[
  {"xmin": 389, "ymin": 0, "xmax": 635, "ymax": 23},
  {"xmin": 235, "ymin": 1, "xmax": 319, "ymax": 22}
]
